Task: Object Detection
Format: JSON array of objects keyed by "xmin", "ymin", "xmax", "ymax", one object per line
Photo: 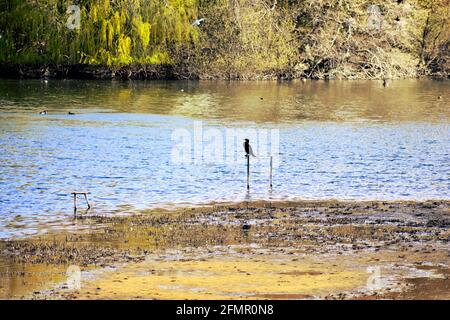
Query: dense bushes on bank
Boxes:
[{"xmin": 0, "ymin": 0, "xmax": 448, "ymax": 79}]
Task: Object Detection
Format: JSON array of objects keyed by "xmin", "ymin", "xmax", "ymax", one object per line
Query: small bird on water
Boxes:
[
  {"xmin": 68, "ymin": 111, "xmax": 75, "ymax": 115},
  {"xmin": 39, "ymin": 110, "xmax": 47, "ymax": 115},
  {"xmin": 243, "ymin": 139, "xmax": 256, "ymax": 157}
]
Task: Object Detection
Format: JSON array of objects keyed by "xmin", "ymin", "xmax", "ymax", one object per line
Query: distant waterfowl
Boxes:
[
  {"xmin": 68, "ymin": 111, "xmax": 75, "ymax": 115},
  {"xmin": 243, "ymin": 139, "xmax": 256, "ymax": 157},
  {"xmin": 438, "ymin": 96, "xmax": 442, "ymax": 100},
  {"xmin": 39, "ymin": 110, "xmax": 47, "ymax": 115}
]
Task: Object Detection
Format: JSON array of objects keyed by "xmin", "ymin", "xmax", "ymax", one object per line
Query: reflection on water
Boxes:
[
  {"xmin": 1, "ymin": 79, "xmax": 449, "ymax": 122},
  {"xmin": 0, "ymin": 79, "xmax": 449, "ymax": 238}
]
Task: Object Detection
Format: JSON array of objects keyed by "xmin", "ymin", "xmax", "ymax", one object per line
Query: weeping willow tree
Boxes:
[{"xmin": 0, "ymin": 0, "xmax": 199, "ymax": 66}]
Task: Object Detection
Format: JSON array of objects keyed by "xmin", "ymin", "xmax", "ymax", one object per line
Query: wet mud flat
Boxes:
[{"xmin": 0, "ymin": 200, "xmax": 449, "ymax": 299}]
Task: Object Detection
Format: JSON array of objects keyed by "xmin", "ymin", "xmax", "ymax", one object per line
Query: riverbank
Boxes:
[
  {"xmin": 0, "ymin": 63, "xmax": 179, "ymax": 80},
  {"xmin": 1, "ymin": 200, "xmax": 449, "ymax": 299},
  {"xmin": 0, "ymin": 63, "xmax": 448, "ymax": 81}
]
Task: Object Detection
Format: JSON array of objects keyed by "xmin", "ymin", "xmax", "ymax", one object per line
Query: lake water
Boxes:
[{"xmin": 0, "ymin": 79, "xmax": 448, "ymax": 238}]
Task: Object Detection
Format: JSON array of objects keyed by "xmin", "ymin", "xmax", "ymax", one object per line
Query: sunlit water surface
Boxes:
[{"xmin": 0, "ymin": 79, "xmax": 448, "ymax": 238}]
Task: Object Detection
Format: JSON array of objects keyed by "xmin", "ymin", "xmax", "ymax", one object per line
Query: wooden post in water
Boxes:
[
  {"xmin": 269, "ymin": 155, "xmax": 273, "ymax": 189},
  {"xmin": 246, "ymin": 154, "xmax": 250, "ymax": 190},
  {"xmin": 73, "ymin": 193, "xmax": 77, "ymax": 211},
  {"xmin": 71, "ymin": 192, "xmax": 91, "ymax": 212},
  {"xmin": 84, "ymin": 193, "xmax": 91, "ymax": 209}
]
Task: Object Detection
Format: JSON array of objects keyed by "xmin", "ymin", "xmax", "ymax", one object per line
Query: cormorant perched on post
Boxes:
[{"xmin": 243, "ymin": 139, "xmax": 256, "ymax": 157}]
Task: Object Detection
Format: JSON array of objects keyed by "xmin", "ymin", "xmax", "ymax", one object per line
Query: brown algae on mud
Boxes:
[
  {"xmin": 0, "ymin": 256, "xmax": 68, "ymax": 299},
  {"xmin": 0, "ymin": 200, "xmax": 449, "ymax": 299},
  {"xmin": 58, "ymin": 252, "xmax": 370, "ymax": 300},
  {"xmin": 31, "ymin": 245, "xmax": 450, "ymax": 300}
]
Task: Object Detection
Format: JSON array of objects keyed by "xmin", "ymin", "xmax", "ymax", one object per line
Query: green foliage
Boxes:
[
  {"xmin": 0, "ymin": 0, "xmax": 199, "ymax": 66},
  {"xmin": 416, "ymin": 0, "xmax": 450, "ymax": 74},
  {"xmin": 179, "ymin": 0, "xmax": 298, "ymax": 79},
  {"xmin": 179, "ymin": 0, "xmax": 448, "ymax": 79},
  {"xmin": 0, "ymin": 0, "xmax": 448, "ymax": 77}
]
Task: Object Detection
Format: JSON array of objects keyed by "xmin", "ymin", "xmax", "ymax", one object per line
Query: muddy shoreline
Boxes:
[{"xmin": 0, "ymin": 200, "xmax": 449, "ymax": 299}]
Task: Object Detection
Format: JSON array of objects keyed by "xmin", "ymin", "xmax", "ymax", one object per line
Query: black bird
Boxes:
[
  {"xmin": 243, "ymin": 139, "xmax": 256, "ymax": 157},
  {"xmin": 68, "ymin": 111, "xmax": 75, "ymax": 115},
  {"xmin": 39, "ymin": 110, "xmax": 47, "ymax": 115}
]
